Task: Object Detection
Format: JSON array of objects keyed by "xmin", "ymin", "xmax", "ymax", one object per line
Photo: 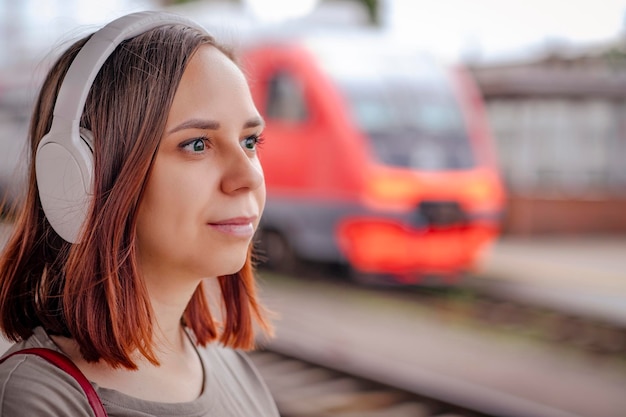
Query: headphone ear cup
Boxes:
[{"xmin": 35, "ymin": 128, "xmax": 95, "ymax": 243}]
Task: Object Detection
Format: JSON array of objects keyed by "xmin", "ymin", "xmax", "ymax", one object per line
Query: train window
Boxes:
[
  {"xmin": 266, "ymin": 71, "xmax": 308, "ymax": 122},
  {"xmin": 339, "ymin": 80, "xmax": 475, "ymax": 170},
  {"xmin": 312, "ymin": 41, "xmax": 475, "ymax": 170}
]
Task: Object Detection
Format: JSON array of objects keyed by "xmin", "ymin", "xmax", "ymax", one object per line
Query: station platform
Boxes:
[{"xmin": 471, "ymin": 235, "xmax": 626, "ymax": 325}]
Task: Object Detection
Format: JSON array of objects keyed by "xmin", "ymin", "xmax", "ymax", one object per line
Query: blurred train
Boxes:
[{"xmin": 241, "ymin": 32, "xmax": 506, "ymax": 284}]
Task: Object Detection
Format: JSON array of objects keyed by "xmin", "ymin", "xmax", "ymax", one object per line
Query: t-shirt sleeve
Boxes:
[{"xmin": 0, "ymin": 354, "xmax": 95, "ymax": 416}]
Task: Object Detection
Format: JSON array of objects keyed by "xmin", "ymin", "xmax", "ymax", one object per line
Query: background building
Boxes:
[{"xmin": 471, "ymin": 42, "xmax": 626, "ymax": 235}]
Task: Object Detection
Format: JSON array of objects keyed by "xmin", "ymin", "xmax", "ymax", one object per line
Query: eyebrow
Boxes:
[{"xmin": 167, "ymin": 117, "xmax": 265, "ymax": 134}]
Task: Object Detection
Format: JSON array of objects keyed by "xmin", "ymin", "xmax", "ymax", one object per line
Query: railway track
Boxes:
[
  {"xmin": 248, "ymin": 347, "xmax": 580, "ymax": 417},
  {"xmin": 389, "ymin": 286, "xmax": 626, "ymax": 360},
  {"xmin": 256, "ymin": 270, "xmax": 626, "ymax": 417},
  {"xmin": 268, "ymin": 263, "xmax": 626, "ymax": 361}
]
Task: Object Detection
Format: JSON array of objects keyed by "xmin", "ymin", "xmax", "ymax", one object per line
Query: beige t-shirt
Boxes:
[{"xmin": 0, "ymin": 327, "xmax": 279, "ymax": 417}]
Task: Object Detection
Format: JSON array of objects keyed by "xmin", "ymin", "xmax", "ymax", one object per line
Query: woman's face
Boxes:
[{"xmin": 136, "ymin": 45, "xmax": 265, "ymax": 286}]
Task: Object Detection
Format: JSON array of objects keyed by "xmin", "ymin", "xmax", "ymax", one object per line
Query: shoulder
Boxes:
[
  {"xmin": 204, "ymin": 343, "xmax": 265, "ymax": 385},
  {"xmin": 201, "ymin": 344, "xmax": 279, "ymax": 416},
  {"xmin": 0, "ymin": 347, "xmax": 94, "ymax": 416}
]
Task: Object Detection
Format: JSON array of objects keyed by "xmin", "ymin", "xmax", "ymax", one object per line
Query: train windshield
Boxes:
[{"xmin": 315, "ymin": 43, "xmax": 475, "ymax": 170}]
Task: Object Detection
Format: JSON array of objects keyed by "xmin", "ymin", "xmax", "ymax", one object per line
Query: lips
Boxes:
[{"xmin": 207, "ymin": 217, "xmax": 256, "ymax": 237}]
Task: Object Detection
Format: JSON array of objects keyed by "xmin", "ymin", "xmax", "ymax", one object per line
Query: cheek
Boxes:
[
  {"xmin": 135, "ymin": 181, "xmax": 172, "ymax": 250},
  {"xmin": 144, "ymin": 158, "xmax": 214, "ymax": 212},
  {"xmin": 135, "ymin": 173, "xmax": 209, "ymax": 267},
  {"xmin": 136, "ymin": 163, "xmax": 205, "ymax": 239}
]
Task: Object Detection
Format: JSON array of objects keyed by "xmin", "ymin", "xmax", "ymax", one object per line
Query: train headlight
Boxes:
[{"xmin": 364, "ymin": 168, "xmax": 421, "ymax": 211}]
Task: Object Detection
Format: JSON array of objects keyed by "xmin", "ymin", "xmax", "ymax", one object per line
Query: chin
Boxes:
[{"xmin": 217, "ymin": 255, "xmax": 249, "ymax": 277}]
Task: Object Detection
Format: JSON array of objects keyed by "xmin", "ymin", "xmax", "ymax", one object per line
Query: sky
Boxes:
[
  {"xmin": 384, "ymin": 0, "xmax": 626, "ymax": 61},
  {"xmin": 2, "ymin": 0, "xmax": 626, "ymax": 64}
]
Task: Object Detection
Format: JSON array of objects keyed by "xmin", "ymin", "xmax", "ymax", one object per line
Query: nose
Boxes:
[{"xmin": 220, "ymin": 144, "xmax": 264, "ymax": 195}]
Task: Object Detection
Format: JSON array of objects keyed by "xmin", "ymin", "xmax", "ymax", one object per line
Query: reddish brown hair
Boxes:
[{"xmin": 0, "ymin": 23, "xmax": 271, "ymax": 369}]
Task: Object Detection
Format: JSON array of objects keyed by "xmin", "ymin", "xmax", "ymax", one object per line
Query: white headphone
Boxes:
[{"xmin": 35, "ymin": 11, "xmax": 207, "ymax": 243}]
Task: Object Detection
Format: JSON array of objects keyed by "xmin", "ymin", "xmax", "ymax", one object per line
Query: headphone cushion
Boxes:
[{"xmin": 36, "ymin": 130, "xmax": 94, "ymax": 243}]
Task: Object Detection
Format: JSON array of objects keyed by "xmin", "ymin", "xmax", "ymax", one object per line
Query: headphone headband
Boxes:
[
  {"xmin": 51, "ymin": 11, "xmax": 207, "ymax": 136},
  {"xmin": 37, "ymin": 11, "xmax": 208, "ymax": 243}
]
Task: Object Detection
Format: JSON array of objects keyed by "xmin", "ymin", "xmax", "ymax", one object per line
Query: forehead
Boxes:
[
  {"xmin": 181, "ymin": 44, "xmax": 243, "ymax": 85},
  {"xmin": 166, "ymin": 45, "xmax": 255, "ymax": 125}
]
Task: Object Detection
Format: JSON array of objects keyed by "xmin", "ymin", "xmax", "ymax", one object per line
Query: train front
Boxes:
[{"xmin": 314, "ymin": 39, "xmax": 507, "ymax": 283}]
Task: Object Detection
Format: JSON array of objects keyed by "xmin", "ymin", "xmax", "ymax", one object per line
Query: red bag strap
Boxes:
[{"xmin": 0, "ymin": 347, "xmax": 108, "ymax": 417}]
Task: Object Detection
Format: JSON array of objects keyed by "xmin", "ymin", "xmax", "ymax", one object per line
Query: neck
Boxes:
[{"xmin": 146, "ymin": 278, "xmax": 204, "ymax": 355}]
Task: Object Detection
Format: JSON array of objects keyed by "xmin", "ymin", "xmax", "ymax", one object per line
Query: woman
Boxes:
[{"xmin": 0, "ymin": 11, "xmax": 277, "ymax": 416}]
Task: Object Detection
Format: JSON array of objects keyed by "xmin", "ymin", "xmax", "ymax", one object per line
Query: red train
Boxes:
[{"xmin": 241, "ymin": 32, "xmax": 505, "ymax": 284}]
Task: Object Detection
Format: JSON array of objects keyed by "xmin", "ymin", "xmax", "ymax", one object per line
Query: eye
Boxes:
[
  {"xmin": 180, "ymin": 137, "xmax": 208, "ymax": 153},
  {"xmin": 241, "ymin": 134, "xmax": 265, "ymax": 152}
]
